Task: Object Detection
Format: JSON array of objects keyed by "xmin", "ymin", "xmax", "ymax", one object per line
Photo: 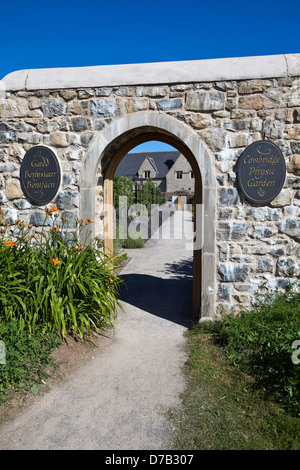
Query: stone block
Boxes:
[
  {"xmin": 228, "ymin": 133, "xmax": 252, "ymax": 148},
  {"xmin": 218, "ymin": 187, "xmax": 239, "ymax": 205},
  {"xmin": 287, "ymin": 154, "xmax": 300, "ymax": 174},
  {"xmin": 218, "ymin": 242, "xmax": 227, "ymax": 261},
  {"xmin": 269, "ymin": 189, "xmax": 292, "ymax": 207},
  {"xmin": 186, "ymin": 91, "xmax": 225, "ymax": 111},
  {"xmin": 200, "ymin": 128, "xmax": 227, "ymax": 151},
  {"xmin": 125, "ymin": 98, "xmax": 148, "ymax": 113},
  {"xmin": 5, "ymin": 209, "xmax": 18, "ymax": 224},
  {"xmin": 63, "ymin": 174, "xmax": 76, "ymax": 185},
  {"xmin": 257, "ymin": 258, "xmax": 274, "ymax": 273},
  {"xmin": 0, "ymin": 191, "xmax": 6, "ymax": 203},
  {"xmin": 95, "ymin": 88, "xmax": 112, "ymax": 96},
  {"xmin": 250, "ymin": 226, "xmax": 276, "ymax": 238},
  {"xmin": 231, "ymin": 255, "xmax": 253, "ymax": 263},
  {"xmin": 288, "ymin": 90, "xmax": 300, "ymax": 107},
  {"xmin": 246, "ymin": 207, "xmax": 281, "ymax": 222},
  {"xmin": 186, "ymin": 113, "xmax": 211, "ymax": 129},
  {"xmin": 0, "ymin": 163, "xmax": 16, "ymax": 173},
  {"xmin": 263, "ymin": 119, "xmax": 284, "ymax": 139},
  {"xmin": 157, "ymin": 99, "xmax": 182, "ymax": 111},
  {"xmin": 218, "ymin": 264, "xmax": 248, "ymax": 282},
  {"xmin": 136, "ymin": 86, "xmax": 169, "ymax": 97},
  {"xmin": 90, "ymin": 99, "xmax": 120, "ymax": 117},
  {"xmin": 285, "ymin": 124, "xmax": 300, "ymax": 140},
  {"xmin": 276, "ymin": 257, "xmax": 299, "ymax": 276},
  {"xmin": 59, "ymin": 90, "xmax": 77, "ymax": 101},
  {"xmin": 278, "ymin": 217, "xmax": 300, "ymax": 241},
  {"xmin": 238, "ymin": 79, "xmax": 273, "ymax": 94},
  {"xmin": 218, "ymin": 221, "xmax": 248, "ymax": 240},
  {"xmin": 290, "ymin": 141, "xmax": 300, "ymax": 154},
  {"xmin": 14, "ymin": 199, "xmax": 32, "ymax": 210},
  {"xmin": 72, "ymin": 117, "xmax": 91, "ymax": 131},
  {"xmin": 217, "ymin": 284, "xmax": 230, "ymax": 301},
  {"xmin": 30, "ymin": 212, "xmax": 51, "ymax": 226},
  {"xmin": 59, "ymin": 211, "xmax": 78, "ymax": 228},
  {"xmin": 270, "ymin": 247, "xmax": 285, "ymax": 257},
  {"xmin": 55, "ymin": 191, "xmax": 79, "ymax": 209},
  {"xmin": 49, "ymin": 132, "xmax": 69, "ymax": 147},
  {"xmin": 244, "ymin": 245, "xmax": 267, "ymax": 255},
  {"xmin": 0, "ymin": 98, "xmax": 29, "ymax": 117},
  {"xmin": 42, "ymin": 98, "xmax": 65, "ymax": 117},
  {"xmin": 0, "ymin": 124, "xmax": 17, "ymax": 143},
  {"xmin": 239, "ymin": 94, "xmax": 275, "ymax": 110},
  {"xmin": 80, "ymin": 132, "xmax": 94, "ymax": 146},
  {"xmin": 216, "ymin": 81, "xmax": 236, "ymax": 91},
  {"xmin": 6, "ymin": 180, "xmax": 23, "ymax": 200}
]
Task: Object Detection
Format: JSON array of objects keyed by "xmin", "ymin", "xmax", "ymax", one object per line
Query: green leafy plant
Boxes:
[
  {"xmin": 0, "ymin": 319, "xmax": 61, "ymax": 401},
  {"xmin": 211, "ymin": 288, "xmax": 300, "ymax": 417},
  {"xmin": 0, "ymin": 206, "xmax": 122, "ymax": 339}
]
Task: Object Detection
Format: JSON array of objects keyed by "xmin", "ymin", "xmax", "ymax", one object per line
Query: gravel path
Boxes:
[{"xmin": 0, "ymin": 210, "xmax": 194, "ymax": 450}]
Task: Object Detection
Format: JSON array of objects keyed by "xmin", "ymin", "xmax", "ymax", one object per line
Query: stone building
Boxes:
[
  {"xmin": 1, "ymin": 53, "xmax": 300, "ymax": 320},
  {"xmin": 115, "ymin": 150, "xmax": 195, "ymax": 202}
]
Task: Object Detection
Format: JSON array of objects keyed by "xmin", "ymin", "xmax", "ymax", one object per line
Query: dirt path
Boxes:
[{"xmin": 0, "ymin": 211, "xmax": 194, "ymax": 450}]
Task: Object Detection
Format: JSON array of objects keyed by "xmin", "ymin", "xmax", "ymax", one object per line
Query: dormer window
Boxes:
[{"xmin": 144, "ymin": 171, "xmax": 150, "ymax": 178}]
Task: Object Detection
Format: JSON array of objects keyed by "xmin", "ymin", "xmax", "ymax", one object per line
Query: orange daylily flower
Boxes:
[
  {"xmin": 86, "ymin": 219, "xmax": 93, "ymax": 224},
  {"xmin": 50, "ymin": 257, "xmax": 61, "ymax": 266},
  {"xmin": 45, "ymin": 205, "xmax": 59, "ymax": 215},
  {"xmin": 5, "ymin": 240, "xmax": 16, "ymax": 247}
]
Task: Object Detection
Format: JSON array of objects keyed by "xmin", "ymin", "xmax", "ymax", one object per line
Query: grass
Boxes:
[{"xmin": 167, "ymin": 323, "xmax": 300, "ymax": 450}]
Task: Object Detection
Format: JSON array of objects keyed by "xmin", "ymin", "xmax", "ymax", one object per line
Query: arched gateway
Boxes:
[
  {"xmin": 2, "ymin": 53, "xmax": 300, "ymax": 320},
  {"xmin": 80, "ymin": 112, "xmax": 216, "ymax": 320}
]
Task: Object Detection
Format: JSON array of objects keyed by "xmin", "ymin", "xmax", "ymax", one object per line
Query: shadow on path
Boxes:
[{"xmin": 119, "ymin": 258, "xmax": 194, "ymax": 328}]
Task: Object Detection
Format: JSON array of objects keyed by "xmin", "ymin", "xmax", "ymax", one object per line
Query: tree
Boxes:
[{"xmin": 113, "ymin": 175, "xmax": 135, "ymax": 208}]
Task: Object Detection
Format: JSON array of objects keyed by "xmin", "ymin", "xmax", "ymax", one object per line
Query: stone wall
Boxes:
[{"xmin": 1, "ymin": 55, "xmax": 300, "ymax": 315}]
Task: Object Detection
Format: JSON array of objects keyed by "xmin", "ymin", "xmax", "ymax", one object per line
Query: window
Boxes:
[
  {"xmin": 144, "ymin": 171, "xmax": 150, "ymax": 178},
  {"xmin": 176, "ymin": 171, "xmax": 183, "ymax": 179},
  {"xmin": 190, "ymin": 171, "xmax": 194, "ymax": 179}
]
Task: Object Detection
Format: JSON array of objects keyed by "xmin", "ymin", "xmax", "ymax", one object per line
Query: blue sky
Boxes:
[{"xmin": 1, "ymin": 0, "xmax": 299, "ymax": 152}]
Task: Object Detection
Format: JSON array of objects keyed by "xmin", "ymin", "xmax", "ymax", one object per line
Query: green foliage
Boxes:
[
  {"xmin": 113, "ymin": 175, "xmax": 164, "ymax": 210},
  {"xmin": 0, "ymin": 206, "xmax": 122, "ymax": 340},
  {"xmin": 113, "ymin": 176, "xmax": 164, "ymax": 249},
  {"xmin": 211, "ymin": 289, "xmax": 300, "ymax": 417},
  {"xmin": 0, "ymin": 319, "xmax": 61, "ymax": 401},
  {"xmin": 113, "ymin": 175, "xmax": 135, "ymax": 208},
  {"xmin": 137, "ymin": 179, "xmax": 164, "ymax": 209},
  {"xmin": 168, "ymin": 323, "xmax": 300, "ymax": 450}
]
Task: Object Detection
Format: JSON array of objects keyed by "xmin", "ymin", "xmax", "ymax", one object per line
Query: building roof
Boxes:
[{"xmin": 115, "ymin": 151, "xmax": 180, "ymax": 179}]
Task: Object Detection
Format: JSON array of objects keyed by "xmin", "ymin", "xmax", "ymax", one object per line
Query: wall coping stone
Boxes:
[{"xmin": 2, "ymin": 54, "xmax": 300, "ymax": 91}]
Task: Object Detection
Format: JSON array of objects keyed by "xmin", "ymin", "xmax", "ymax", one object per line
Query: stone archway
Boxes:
[{"xmin": 80, "ymin": 112, "xmax": 216, "ymax": 320}]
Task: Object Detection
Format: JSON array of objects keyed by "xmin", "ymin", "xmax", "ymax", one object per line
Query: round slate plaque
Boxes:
[
  {"xmin": 238, "ymin": 140, "xmax": 286, "ymax": 205},
  {"xmin": 20, "ymin": 146, "xmax": 61, "ymax": 206}
]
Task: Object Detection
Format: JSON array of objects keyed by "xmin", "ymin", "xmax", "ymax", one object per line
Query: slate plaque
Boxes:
[
  {"xmin": 20, "ymin": 146, "xmax": 61, "ymax": 206},
  {"xmin": 238, "ymin": 140, "xmax": 286, "ymax": 204}
]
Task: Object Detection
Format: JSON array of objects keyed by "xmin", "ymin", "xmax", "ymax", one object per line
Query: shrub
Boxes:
[
  {"xmin": 0, "ymin": 206, "xmax": 122, "ymax": 339},
  {"xmin": 113, "ymin": 175, "xmax": 135, "ymax": 208},
  {"xmin": 0, "ymin": 319, "xmax": 61, "ymax": 401},
  {"xmin": 212, "ymin": 289, "xmax": 300, "ymax": 417}
]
